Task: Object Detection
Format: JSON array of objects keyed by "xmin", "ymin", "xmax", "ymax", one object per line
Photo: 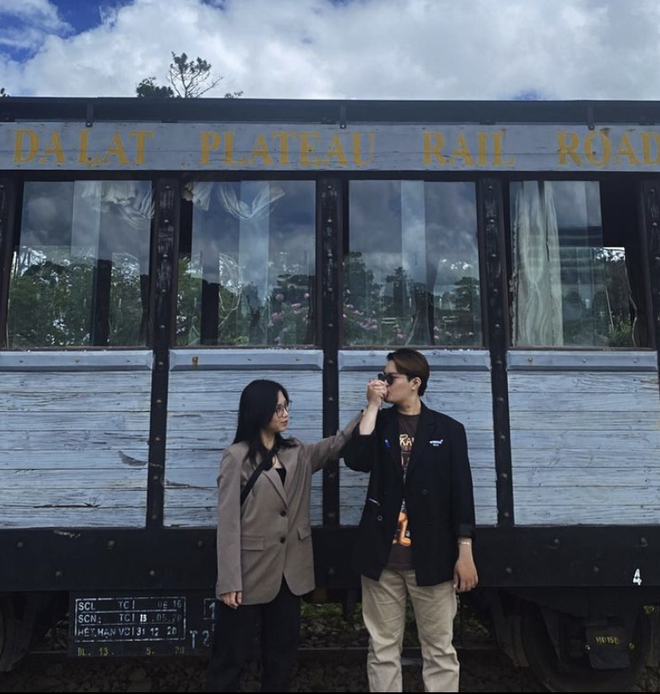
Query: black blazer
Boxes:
[{"xmin": 343, "ymin": 402, "xmax": 476, "ymax": 586}]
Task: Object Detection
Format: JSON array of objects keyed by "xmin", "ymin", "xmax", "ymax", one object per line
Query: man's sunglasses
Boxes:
[{"xmin": 377, "ymin": 372, "xmax": 406, "ymax": 386}]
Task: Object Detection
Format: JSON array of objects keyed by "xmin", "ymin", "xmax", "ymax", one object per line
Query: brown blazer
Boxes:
[{"xmin": 215, "ymin": 414, "xmax": 361, "ymax": 605}]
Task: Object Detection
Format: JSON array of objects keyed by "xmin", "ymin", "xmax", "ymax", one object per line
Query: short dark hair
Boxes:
[{"xmin": 386, "ymin": 348, "xmax": 430, "ymax": 396}]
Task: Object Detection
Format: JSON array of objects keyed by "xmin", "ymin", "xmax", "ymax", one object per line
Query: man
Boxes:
[{"xmin": 343, "ymin": 348, "xmax": 478, "ymax": 692}]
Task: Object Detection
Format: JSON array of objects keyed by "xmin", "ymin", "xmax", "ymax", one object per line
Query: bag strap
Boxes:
[{"xmin": 240, "ymin": 446, "xmax": 278, "ymax": 507}]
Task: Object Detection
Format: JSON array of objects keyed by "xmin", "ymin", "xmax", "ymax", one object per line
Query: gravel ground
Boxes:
[
  {"xmin": 1, "ymin": 604, "xmax": 658, "ymax": 692},
  {"xmin": 1, "ymin": 650, "xmax": 659, "ymax": 693}
]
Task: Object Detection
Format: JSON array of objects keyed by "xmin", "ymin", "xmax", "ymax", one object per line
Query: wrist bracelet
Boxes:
[{"xmin": 458, "ymin": 540, "xmax": 472, "ymax": 546}]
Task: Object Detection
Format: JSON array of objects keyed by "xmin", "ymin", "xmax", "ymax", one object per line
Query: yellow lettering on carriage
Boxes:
[
  {"xmin": 300, "ymin": 132, "xmax": 321, "ymax": 166},
  {"xmin": 353, "ymin": 132, "xmax": 375, "ymax": 167},
  {"xmin": 13, "ymin": 129, "xmax": 39, "ymax": 163},
  {"xmin": 78, "ymin": 130, "xmax": 101, "ymax": 165},
  {"xmin": 641, "ymin": 132, "xmax": 660, "ymax": 165},
  {"xmin": 584, "ymin": 131, "xmax": 611, "ymax": 167},
  {"xmin": 200, "ymin": 131, "xmax": 221, "ymax": 165},
  {"xmin": 557, "ymin": 131, "xmax": 582, "ymax": 165},
  {"xmin": 613, "ymin": 132, "xmax": 639, "ymax": 165},
  {"xmin": 272, "ymin": 131, "xmax": 297, "ymax": 165},
  {"xmin": 130, "ymin": 131, "xmax": 154, "ymax": 165},
  {"xmin": 477, "ymin": 132, "xmax": 488, "ymax": 166},
  {"xmin": 225, "ymin": 132, "xmax": 246, "ymax": 165},
  {"xmin": 423, "ymin": 132, "xmax": 447, "ymax": 165},
  {"xmin": 102, "ymin": 133, "xmax": 129, "ymax": 164},
  {"xmin": 248, "ymin": 133, "xmax": 272, "ymax": 165},
  {"xmin": 324, "ymin": 134, "xmax": 348, "ymax": 166},
  {"xmin": 492, "ymin": 132, "xmax": 515, "ymax": 166},
  {"xmin": 450, "ymin": 133, "xmax": 475, "ymax": 166},
  {"xmin": 40, "ymin": 131, "xmax": 65, "ymax": 163}
]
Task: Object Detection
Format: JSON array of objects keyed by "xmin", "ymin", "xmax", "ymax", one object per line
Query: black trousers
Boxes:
[{"xmin": 205, "ymin": 578, "xmax": 301, "ymax": 693}]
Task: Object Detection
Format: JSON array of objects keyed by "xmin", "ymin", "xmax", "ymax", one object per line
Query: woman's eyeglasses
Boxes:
[
  {"xmin": 274, "ymin": 401, "xmax": 291, "ymax": 417},
  {"xmin": 377, "ymin": 372, "xmax": 405, "ymax": 386}
]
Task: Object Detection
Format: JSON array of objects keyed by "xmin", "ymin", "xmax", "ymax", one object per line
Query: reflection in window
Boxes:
[
  {"xmin": 177, "ymin": 181, "xmax": 315, "ymax": 346},
  {"xmin": 344, "ymin": 181, "xmax": 481, "ymax": 347},
  {"xmin": 7, "ymin": 181, "xmax": 153, "ymax": 348},
  {"xmin": 510, "ymin": 181, "xmax": 642, "ymax": 348}
]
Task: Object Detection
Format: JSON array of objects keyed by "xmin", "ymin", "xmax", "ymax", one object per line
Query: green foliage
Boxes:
[
  {"xmin": 8, "ymin": 252, "xmax": 146, "ymax": 348},
  {"xmin": 8, "ymin": 256, "xmax": 94, "ymax": 348},
  {"xmin": 136, "ymin": 77, "xmax": 174, "ymax": 98},
  {"xmin": 343, "ymin": 252, "xmax": 481, "ymax": 347},
  {"xmin": 176, "ymin": 256, "xmax": 314, "ymax": 346}
]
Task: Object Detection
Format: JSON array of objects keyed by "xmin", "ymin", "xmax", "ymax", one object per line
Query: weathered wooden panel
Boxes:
[
  {"xmin": 509, "ymin": 367, "xmax": 660, "ymax": 526},
  {"xmin": 10, "ymin": 122, "xmax": 660, "ymax": 174},
  {"xmin": 0, "ymin": 365, "xmax": 152, "ymax": 528},
  {"xmin": 0, "ymin": 486, "xmax": 148, "ymax": 527},
  {"xmin": 0, "ymin": 371, "xmax": 152, "ymax": 392},
  {"xmin": 512, "ymin": 450, "xmax": 659, "ymax": 468},
  {"xmin": 0, "ymin": 450, "xmax": 148, "ymax": 470},
  {"xmin": 164, "ymin": 367, "xmax": 325, "ymax": 528}
]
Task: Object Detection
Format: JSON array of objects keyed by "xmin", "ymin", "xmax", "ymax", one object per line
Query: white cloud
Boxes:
[
  {"xmin": 1, "ymin": 0, "xmax": 660, "ymax": 99},
  {"xmin": 0, "ymin": 0, "xmax": 72, "ymax": 54}
]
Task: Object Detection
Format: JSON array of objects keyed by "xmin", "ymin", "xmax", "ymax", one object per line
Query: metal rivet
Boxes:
[
  {"xmin": 197, "ymin": 540, "xmax": 204, "ymax": 549},
  {"xmin": 16, "ymin": 541, "xmax": 24, "ymax": 549},
  {"xmin": 593, "ymin": 566, "xmax": 600, "ymax": 574},
  {"xmin": 149, "ymin": 570, "xmax": 156, "ymax": 577},
  {"xmin": 55, "ymin": 570, "xmax": 63, "ymax": 579},
  {"xmin": 505, "ymin": 567, "xmax": 512, "ymax": 574},
  {"xmin": 107, "ymin": 540, "xmax": 116, "ymax": 550}
]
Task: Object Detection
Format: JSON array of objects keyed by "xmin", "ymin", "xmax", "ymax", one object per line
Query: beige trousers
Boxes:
[{"xmin": 361, "ymin": 569, "xmax": 459, "ymax": 692}]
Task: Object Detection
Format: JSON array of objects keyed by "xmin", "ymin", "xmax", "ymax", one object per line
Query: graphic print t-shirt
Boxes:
[{"xmin": 386, "ymin": 413, "xmax": 419, "ymax": 570}]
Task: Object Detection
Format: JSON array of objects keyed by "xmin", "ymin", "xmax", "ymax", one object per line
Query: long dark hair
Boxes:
[{"xmin": 233, "ymin": 379, "xmax": 296, "ymax": 466}]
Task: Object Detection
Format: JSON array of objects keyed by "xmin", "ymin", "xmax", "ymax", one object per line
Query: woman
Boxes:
[
  {"xmin": 343, "ymin": 348, "xmax": 478, "ymax": 693},
  {"xmin": 206, "ymin": 379, "xmax": 361, "ymax": 692}
]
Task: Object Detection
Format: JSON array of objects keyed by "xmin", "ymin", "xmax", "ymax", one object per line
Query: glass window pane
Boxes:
[
  {"xmin": 344, "ymin": 181, "xmax": 481, "ymax": 347},
  {"xmin": 510, "ymin": 180, "xmax": 635, "ymax": 348},
  {"xmin": 7, "ymin": 181, "xmax": 152, "ymax": 348},
  {"xmin": 177, "ymin": 180, "xmax": 316, "ymax": 346}
]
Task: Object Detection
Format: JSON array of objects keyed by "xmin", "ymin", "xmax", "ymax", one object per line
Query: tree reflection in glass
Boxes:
[{"xmin": 343, "ymin": 181, "xmax": 481, "ymax": 348}]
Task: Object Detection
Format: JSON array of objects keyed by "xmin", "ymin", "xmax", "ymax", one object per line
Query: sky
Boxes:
[{"xmin": 1, "ymin": 0, "xmax": 660, "ymax": 100}]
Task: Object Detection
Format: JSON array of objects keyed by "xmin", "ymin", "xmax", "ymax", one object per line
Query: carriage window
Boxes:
[
  {"xmin": 177, "ymin": 180, "xmax": 316, "ymax": 346},
  {"xmin": 510, "ymin": 180, "xmax": 645, "ymax": 348},
  {"xmin": 343, "ymin": 181, "xmax": 481, "ymax": 347},
  {"xmin": 7, "ymin": 181, "xmax": 153, "ymax": 348}
]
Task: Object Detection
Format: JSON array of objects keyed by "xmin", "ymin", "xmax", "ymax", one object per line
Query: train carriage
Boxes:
[{"xmin": 1, "ymin": 96, "xmax": 659, "ymax": 691}]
